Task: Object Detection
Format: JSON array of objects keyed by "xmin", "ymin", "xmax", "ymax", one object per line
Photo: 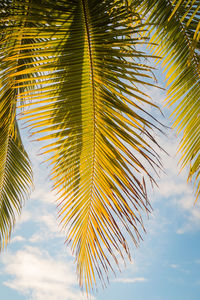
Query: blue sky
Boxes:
[{"xmin": 0, "ymin": 73, "xmax": 200, "ymax": 300}]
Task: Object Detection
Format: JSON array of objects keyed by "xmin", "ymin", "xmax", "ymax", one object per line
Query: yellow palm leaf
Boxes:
[
  {"xmin": 0, "ymin": 0, "xmax": 162, "ymax": 291},
  {"xmin": 137, "ymin": 0, "xmax": 200, "ymax": 201}
]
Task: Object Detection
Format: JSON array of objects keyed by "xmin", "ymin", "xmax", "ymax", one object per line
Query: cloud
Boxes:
[
  {"xmin": 30, "ymin": 188, "xmax": 57, "ymax": 205},
  {"xmin": 29, "ymin": 234, "xmax": 43, "ymax": 244},
  {"xmin": 112, "ymin": 277, "xmax": 147, "ymax": 284},
  {"xmin": 37, "ymin": 214, "xmax": 59, "ymax": 233},
  {"xmin": 11, "ymin": 236, "xmax": 25, "ymax": 244},
  {"xmin": 29, "ymin": 213, "xmax": 64, "ymax": 244},
  {"xmin": 16, "ymin": 210, "xmax": 32, "ymax": 225},
  {"xmin": 27, "ymin": 188, "xmax": 65, "ymax": 242},
  {"xmin": 152, "ymin": 132, "xmax": 200, "ymax": 234},
  {"xmin": 170, "ymin": 264, "xmax": 179, "ymax": 269},
  {"xmin": 158, "ymin": 180, "xmax": 190, "ymax": 199},
  {"xmin": 2, "ymin": 246, "xmax": 92, "ymax": 300},
  {"xmin": 171, "ymin": 192, "xmax": 200, "ymax": 234}
]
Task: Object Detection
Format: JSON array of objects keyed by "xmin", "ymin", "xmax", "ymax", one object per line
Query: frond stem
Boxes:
[
  {"xmin": 0, "ymin": 103, "xmax": 15, "ymax": 210},
  {"xmin": 81, "ymin": 0, "xmax": 97, "ymax": 245}
]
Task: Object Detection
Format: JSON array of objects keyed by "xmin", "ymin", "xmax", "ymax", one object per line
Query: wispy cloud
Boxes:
[
  {"xmin": 2, "ymin": 246, "xmax": 92, "ymax": 300},
  {"xmin": 29, "ymin": 213, "xmax": 64, "ymax": 244},
  {"xmin": 153, "ymin": 132, "xmax": 200, "ymax": 234},
  {"xmin": 170, "ymin": 264, "xmax": 179, "ymax": 269},
  {"xmin": 30, "ymin": 188, "xmax": 57, "ymax": 205},
  {"xmin": 11, "ymin": 236, "xmax": 25, "ymax": 244},
  {"xmin": 16, "ymin": 210, "xmax": 32, "ymax": 226},
  {"xmin": 112, "ymin": 277, "xmax": 147, "ymax": 284}
]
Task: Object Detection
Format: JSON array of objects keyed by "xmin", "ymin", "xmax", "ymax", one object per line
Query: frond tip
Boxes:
[{"xmin": 0, "ymin": 120, "xmax": 33, "ymax": 250}]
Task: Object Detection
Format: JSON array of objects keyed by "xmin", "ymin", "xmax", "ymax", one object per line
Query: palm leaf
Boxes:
[
  {"xmin": 0, "ymin": 80, "xmax": 32, "ymax": 250},
  {"xmin": 1, "ymin": 0, "xmax": 162, "ymax": 291},
  {"xmin": 0, "ymin": 0, "xmax": 33, "ymax": 250},
  {"xmin": 0, "ymin": 117, "xmax": 32, "ymax": 250},
  {"xmin": 136, "ymin": 0, "xmax": 200, "ymax": 201}
]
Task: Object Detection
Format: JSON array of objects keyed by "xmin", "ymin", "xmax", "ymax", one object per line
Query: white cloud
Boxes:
[
  {"xmin": 170, "ymin": 264, "xmax": 179, "ymax": 269},
  {"xmin": 29, "ymin": 213, "xmax": 64, "ymax": 244},
  {"xmin": 2, "ymin": 246, "xmax": 92, "ymax": 300},
  {"xmin": 173, "ymin": 193, "xmax": 200, "ymax": 234},
  {"xmin": 37, "ymin": 214, "xmax": 59, "ymax": 233},
  {"xmin": 30, "ymin": 188, "xmax": 57, "ymax": 204},
  {"xmin": 158, "ymin": 180, "xmax": 190, "ymax": 198},
  {"xmin": 16, "ymin": 210, "xmax": 32, "ymax": 225},
  {"xmin": 112, "ymin": 277, "xmax": 147, "ymax": 284},
  {"xmin": 29, "ymin": 234, "xmax": 43, "ymax": 244},
  {"xmin": 152, "ymin": 132, "xmax": 200, "ymax": 234},
  {"xmin": 11, "ymin": 236, "xmax": 25, "ymax": 244}
]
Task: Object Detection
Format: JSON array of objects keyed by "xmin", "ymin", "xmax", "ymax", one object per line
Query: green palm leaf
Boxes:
[{"xmin": 1, "ymin": 0, "xmax": 162, "ymax": 291}]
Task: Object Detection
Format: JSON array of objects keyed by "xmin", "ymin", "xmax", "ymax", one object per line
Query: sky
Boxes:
[{"xmin": 0, "ymin": 70, "xmax": 200, "ymax": 300}]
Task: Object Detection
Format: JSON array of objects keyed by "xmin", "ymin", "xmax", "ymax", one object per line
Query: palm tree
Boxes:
[{"xmin": 0, "ymin": 0, "xmax": 199, "ymax": 292}]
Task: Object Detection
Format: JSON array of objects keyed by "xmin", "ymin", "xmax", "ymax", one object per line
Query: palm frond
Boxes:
[
  {"xmin": 0, "ymin": 80, "xmax": 32, "ymax": 250},
  {"xmin": 0, "ymin": 0, "xmax": 33, "ymax": 250},
  {"xmin": 136, "ymin": 0, "xmax": 200, "ymax": 201},
  {"xmin": 0, "ymin": 117, "xmax": 32, "ymax": 250},
  {"xmin": 1, "ymin": 0, "xmax": 162, "ymax": 291}
]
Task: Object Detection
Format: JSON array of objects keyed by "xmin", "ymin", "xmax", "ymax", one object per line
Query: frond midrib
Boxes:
[
  {"xmin": 0, "ymin": 108, "xmax": 14, "ymax": 207},
  {"xmin": 80, "ymin": 0, "xmax": 97, "ymax": 248}
]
